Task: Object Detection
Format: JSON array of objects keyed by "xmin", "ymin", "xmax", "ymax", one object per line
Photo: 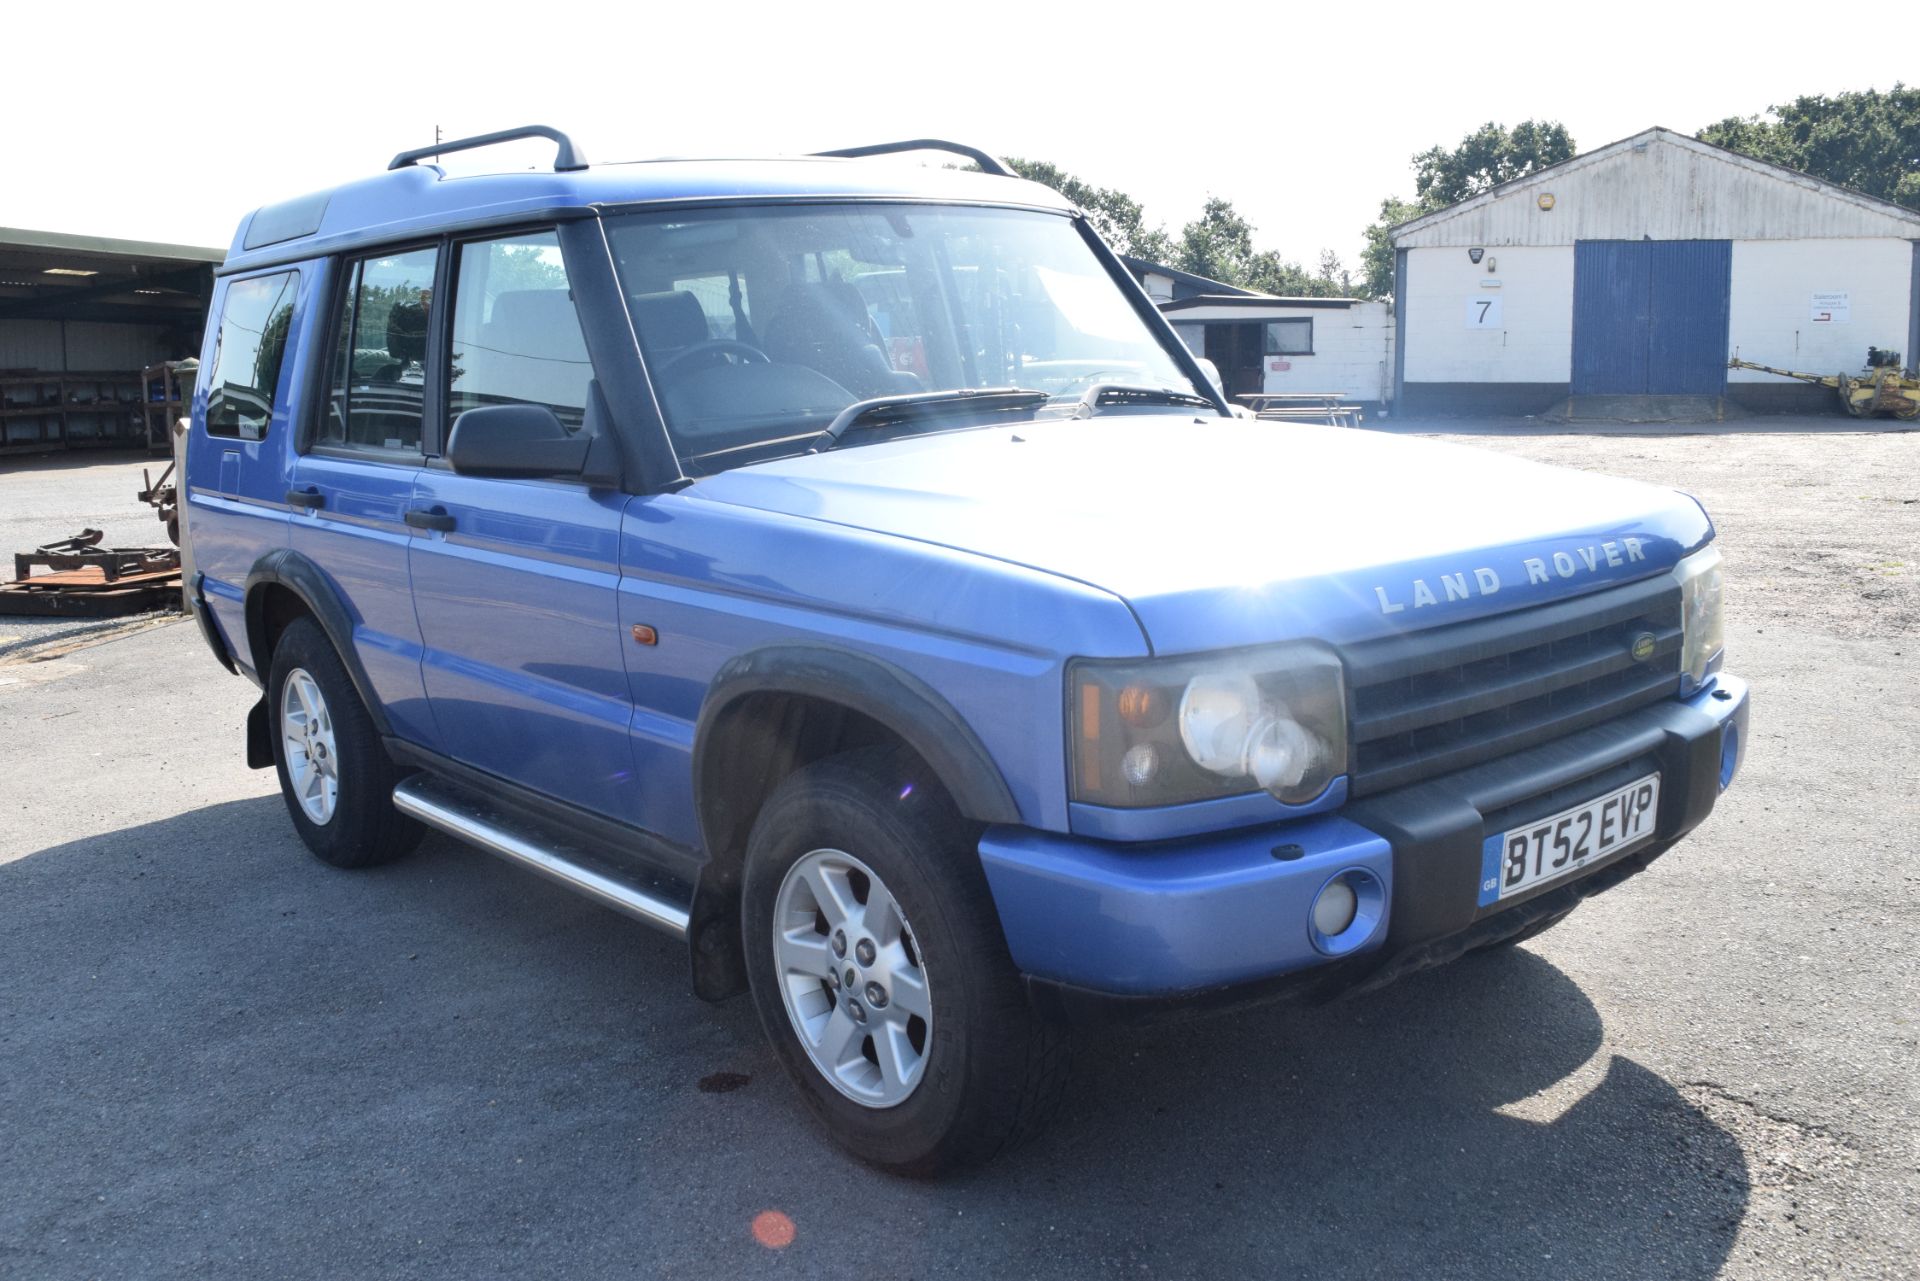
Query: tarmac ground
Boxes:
[{"xmin": 1, "ymin": 430, "xmax": 1914, "ymax": 1280}]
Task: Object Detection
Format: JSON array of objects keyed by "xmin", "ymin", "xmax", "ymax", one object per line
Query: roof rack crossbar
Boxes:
[
  {"xmin": 389, "ymin": 125, "xmax": 589, "ymax": 174},
  {"xmin": 812, "ymin": 139, "xmax": 1013, "ymax": 178}
]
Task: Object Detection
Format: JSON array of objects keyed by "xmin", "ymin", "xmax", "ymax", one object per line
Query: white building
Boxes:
[
  {"xmin": 1121, "ymin": 257, "xmax": 1394, "ymax": 408},
  {"xmin": 1388, "ymin": 127, "xmax": 1920, "ymax": 415},
  {"xmin": 1160, "ymin": 294, "xmax": 1393, "ymax": 408}
]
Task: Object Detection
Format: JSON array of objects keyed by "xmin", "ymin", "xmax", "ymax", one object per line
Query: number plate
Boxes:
[{"xmin": 1478, "ymin": 773, "xmax": 1660, "ymax": 906}]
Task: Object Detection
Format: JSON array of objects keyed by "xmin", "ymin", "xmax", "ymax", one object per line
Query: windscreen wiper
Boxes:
[
  {"xmin": 1067, "ymin": 383, "xmax": 1220, "ymax": 418},
  {"xmin": 808, "ymin": 388, "xmax": 1053, "ymax": 453}
]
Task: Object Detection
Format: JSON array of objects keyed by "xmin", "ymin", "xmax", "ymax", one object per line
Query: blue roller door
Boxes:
[{"xmin": 1572, "ymin": 240, "xmax": 1731, "ymax": 395}]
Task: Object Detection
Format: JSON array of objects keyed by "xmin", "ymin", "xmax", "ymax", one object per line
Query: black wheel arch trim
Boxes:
[
  {"xmin": 693, "ymin": 645, "xmax": 1022, "ymax": 838},
  {"xmin": 242, "ymin": 547, "xmax": 393, "ymax": 738},
  {"xmin": 189, "ymin": 572, "xmax": 239, "ymax": 677},
  {"xmin": 687, "ymin": 652, "xmax": 1020, "ymax": 1004}
]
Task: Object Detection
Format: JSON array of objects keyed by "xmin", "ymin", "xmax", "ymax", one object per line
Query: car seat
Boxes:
[
  {"xmin": 761, "ymin": 281, "xmax": 921, "ymax": 400},
  {"xmin": 629, "ymin": 290, "xmax": 712, "ymax": 361},
  {"xmin": 459, "ymin": 289, "xmax": 593, "ymax": 427}
]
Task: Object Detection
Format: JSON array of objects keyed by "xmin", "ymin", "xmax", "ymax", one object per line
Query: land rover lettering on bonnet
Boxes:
[
  {"xmin": 1373, "ymin": 537, "xmax": 1649, "ymax": 614},
  {"xmin": 182, "ymin": 127, "xmax": 1748, "ymax": 1174}
]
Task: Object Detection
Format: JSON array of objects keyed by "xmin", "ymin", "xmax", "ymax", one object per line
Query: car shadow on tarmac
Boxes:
[{"xmin": 2, "ymin": 796, "xmax": 1747, "ymax": 1280}]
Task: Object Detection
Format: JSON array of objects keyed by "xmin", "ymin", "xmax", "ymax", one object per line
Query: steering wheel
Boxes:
[{"xmin": 657, "ymin": 339, "xmax": 770, "ymax": 375}]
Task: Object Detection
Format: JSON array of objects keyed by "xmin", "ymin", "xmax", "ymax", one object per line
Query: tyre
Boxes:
[
  {"xmin": 741, "ymin": 746, "xmax": 1069, "ymax": 1175},
  {"xmin": 267, "ymin": 616, "xmax": 422, "ymax": 869}
]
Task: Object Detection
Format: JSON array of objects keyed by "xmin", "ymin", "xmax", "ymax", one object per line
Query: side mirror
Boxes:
[{"xmin": 446, "ymin": 404, "xmax": 591, "ymax": 478}]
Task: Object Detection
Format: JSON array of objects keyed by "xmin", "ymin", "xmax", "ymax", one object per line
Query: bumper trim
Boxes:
[
  {"xmin": 978, "ymin": 814, "xmax": 1393, "ymax": 996},
  {"xmin": 987, "ymin": 675, "xmax": 1748, "ymax": 1005},
  {"xmin": 1345, "ymin": 673, "xmax": 1746, "ymax": 954},
  {"xmin": 1027, "ymin": 844, "xmax": 1634, "ymax": 1029}
]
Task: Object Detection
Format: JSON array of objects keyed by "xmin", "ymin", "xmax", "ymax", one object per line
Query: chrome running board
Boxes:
[{"xmin": 392, "ymin": 775, "xmax": 691, "ymax": 939}]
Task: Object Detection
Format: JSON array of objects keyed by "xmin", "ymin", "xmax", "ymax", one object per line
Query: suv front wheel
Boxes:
[
  {"xmin": 266, "ymin": 616, "xmax": 422, "ymax": 869},
  {"xmin": 741, "ymin": 747, "xmax": 1069, "ymax": 1174}
]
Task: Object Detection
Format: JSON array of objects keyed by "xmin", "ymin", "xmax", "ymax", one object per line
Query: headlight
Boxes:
[
  {"xmin": 1674, "ymin": 546, "xmax": 1725, "ymax": 691},
  {"xmin": 1070, "ymin": 645, "xmax": 1347, "ymax": 808}
]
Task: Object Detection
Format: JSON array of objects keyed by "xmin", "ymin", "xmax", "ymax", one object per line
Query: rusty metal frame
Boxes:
[{"xmin": 12, "ymin": 530, "xmax": 178, "ymax": 584}]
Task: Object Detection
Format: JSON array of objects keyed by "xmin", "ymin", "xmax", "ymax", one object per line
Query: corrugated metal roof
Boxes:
[
  {"xmin": 1391, "ymin": 128, "xmax": 1920, "ymax": 248},
  {"xmin": 0, "ymin": 227, "xmax": 226, "ymax": 264},
  {"xmin": 0, "ymin": 227, "xmax": 217, "ymax": 326},
  {"xmin": 1160, "ymin": 294, "xmax": 1358, "ymax": 312},
  {"xmin": 1120, "ymin": 256, "xmax": 1259, "ymax": 297}
]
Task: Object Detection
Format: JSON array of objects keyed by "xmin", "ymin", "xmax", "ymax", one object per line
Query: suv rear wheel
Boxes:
[
  {"xmin": 741, "ymin": 746, "xmax": 1069, "ymax": 1175},
  {"xmin": 267, "ymin": 616, "xmax": 422, "ymax": 869}
]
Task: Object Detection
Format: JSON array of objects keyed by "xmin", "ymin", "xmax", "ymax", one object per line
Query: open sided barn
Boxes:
[
  {"xmin": 1389, "ymin": 128, "xmax": 1920, "ymax": 417},
  {"xmin": 0, "ymin": 228, "xmax": 220, "ymax": 455}
]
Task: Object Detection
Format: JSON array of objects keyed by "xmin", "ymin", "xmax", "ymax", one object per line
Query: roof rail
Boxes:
[
  {"xmin": 389, "ymin": 125, "xmax": 589, "ymax": 174},
  {"xmin": 812, "ymin": 139, "xmax": 1013, "ymax": 178}
]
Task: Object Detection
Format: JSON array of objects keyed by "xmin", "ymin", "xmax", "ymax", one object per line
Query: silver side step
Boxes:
[{"xmin": 392, "ymin": 775, "xmax": 691, "ymax": 939}]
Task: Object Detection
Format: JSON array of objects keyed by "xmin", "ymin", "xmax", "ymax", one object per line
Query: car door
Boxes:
[
  {"xmin": 188, "ymin": 266, "xmax": 305, "ymax": 660},
  {"xmin": 285, "ymin": 246, "xmax": 439, "ymax": 748},
  {"xmin": 407, "ymin": 228, "xmax": 638, "ymax": 822}
]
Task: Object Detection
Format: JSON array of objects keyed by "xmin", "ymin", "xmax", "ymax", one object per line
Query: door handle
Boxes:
[
  {"xmin": 405, "ymin": 507, "xmax": 455, "ymax": 532},
  {"xmin": 285, "ymin": 487, "xmax": 324, "ymax": 510}
]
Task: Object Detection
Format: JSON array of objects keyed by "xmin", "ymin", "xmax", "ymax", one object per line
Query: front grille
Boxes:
[{"xmin": 1341, "ymin": 577, "xmax": 1682, "ymax": 796}]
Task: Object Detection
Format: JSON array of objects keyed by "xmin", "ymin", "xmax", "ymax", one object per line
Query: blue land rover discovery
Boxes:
[{"xmin": 183, "ymin": 127, "xmax": 1747, "ymax": 1174}]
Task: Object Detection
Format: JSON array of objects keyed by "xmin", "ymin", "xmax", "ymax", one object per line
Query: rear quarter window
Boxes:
[{"xmin": 205, "ymin": 271, "xmax": 299, "ymax": 440}]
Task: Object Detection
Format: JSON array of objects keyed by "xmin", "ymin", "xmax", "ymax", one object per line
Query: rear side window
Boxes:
[
  {"xmin": 205, "ymin": 271, "xmax": 298, "ymax": 440},
  {"xmin": 448, "ymin": 231, "xmax": 594, "ymax": 433},
  {"xmin": 319, "ymin": 247, "xmax": 439, "ymax": 455}
]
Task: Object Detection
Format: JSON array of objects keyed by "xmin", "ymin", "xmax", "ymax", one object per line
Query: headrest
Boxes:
[
  {"xmin": 483, "ymin": 290, "xmax": 588, "ymax": 360},
  {"xmin": 774, "ymin": 280, "xmax": 868, "ymax": 331},
  {"xmin": 629, "ymin": 290, "xmax": 711, "ymax": 351}
]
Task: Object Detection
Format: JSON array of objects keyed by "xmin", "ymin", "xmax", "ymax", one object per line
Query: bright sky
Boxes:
[{"xmin": 4, "ymin": 2, "xmax": 1909, "ymax": 272}]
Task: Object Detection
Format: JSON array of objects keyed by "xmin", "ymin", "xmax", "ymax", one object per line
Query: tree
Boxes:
[
  {"xmin": 1316, "ymin": 248, "xmax": 1353, "ymax": 296},
  {"xmin": 1360, "ymin": 195, "xmax": 1420, "ymax": 300},
  {"xmin": 1699, "ymin": 84, "xmax": 1920, "ymax": 209},
  {"xmin": 1411, "ymin": 120, "xmax": 1576, "ymax": 207},
  {"xmin": 1174, "ymin": 196, "xmax": 1257, "ymax": 284},
  {"xmin": 1361, "ymin": 121, "xmax": 1575, "ymax": 300},
  {"xmin": 1004, "ymin": 160, "xmax": 1348, "ymax": 297},
  {"xmin": 486, "ymin": 244, "xmax": 570, "ymax": 293},
  {"xmin": 1168, "ymin": 197, "xmax": 1350, "ymax": 297},
  {"xmin": 1003, "ymin": 157, "xmax": 1174, "ymax": 261}
]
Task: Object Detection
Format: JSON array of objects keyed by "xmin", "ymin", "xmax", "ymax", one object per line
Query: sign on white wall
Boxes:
[
  {"xmin": 1810, "ymin": 292, "xmax": 1850, "ymax": 323},
  {"xmin": 1465, "ymin": 296, "xmax": 1503, "ymax": 328}
]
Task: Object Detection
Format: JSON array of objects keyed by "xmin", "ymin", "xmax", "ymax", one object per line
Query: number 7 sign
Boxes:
[{"xmin": 1465, "ymin": 296, "xmax": 1503, "ymax": 328}]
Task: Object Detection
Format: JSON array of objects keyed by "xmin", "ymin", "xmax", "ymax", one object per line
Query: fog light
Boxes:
[
  {"xmin": 1719, "ymin": 722, "xmax": 1740, "ymax": 791},
  {"xmin": 1311, "ymin": 879, "xmax": 1358, "ymax": 937},
  {"xmin": 1308, "ymin": 868, "xmax": 1386, "ymax": 956}
]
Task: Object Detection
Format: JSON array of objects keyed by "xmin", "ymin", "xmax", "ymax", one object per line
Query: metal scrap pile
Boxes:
[{"xmin": 0, "ymin": 467, "xmax": 183, "ymax": 617}]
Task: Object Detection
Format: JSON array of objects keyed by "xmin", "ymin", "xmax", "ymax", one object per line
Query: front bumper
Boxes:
[{"xmin": 979, "ymin": 673, "xmax": 1748, "ymax": 1010}]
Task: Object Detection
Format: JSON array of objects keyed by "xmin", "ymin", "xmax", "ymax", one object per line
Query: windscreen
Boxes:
[{"xmin": 603, "ymin": 204, "xmax": 1201, "ymax": 473}]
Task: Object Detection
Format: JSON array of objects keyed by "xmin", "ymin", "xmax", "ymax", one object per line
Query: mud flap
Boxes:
[
  {"xmin": 246, "ymin": 698, "xmax": 274, "ymax": 770},
  {"xmin": 687, "ymin": 875, "xmax": 749, "ymax": 1002}
]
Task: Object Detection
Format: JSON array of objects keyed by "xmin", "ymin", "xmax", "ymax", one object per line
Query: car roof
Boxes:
[{"xmin": 219, "ymin": 157, "xmax": 1075, "ymax": 275}]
